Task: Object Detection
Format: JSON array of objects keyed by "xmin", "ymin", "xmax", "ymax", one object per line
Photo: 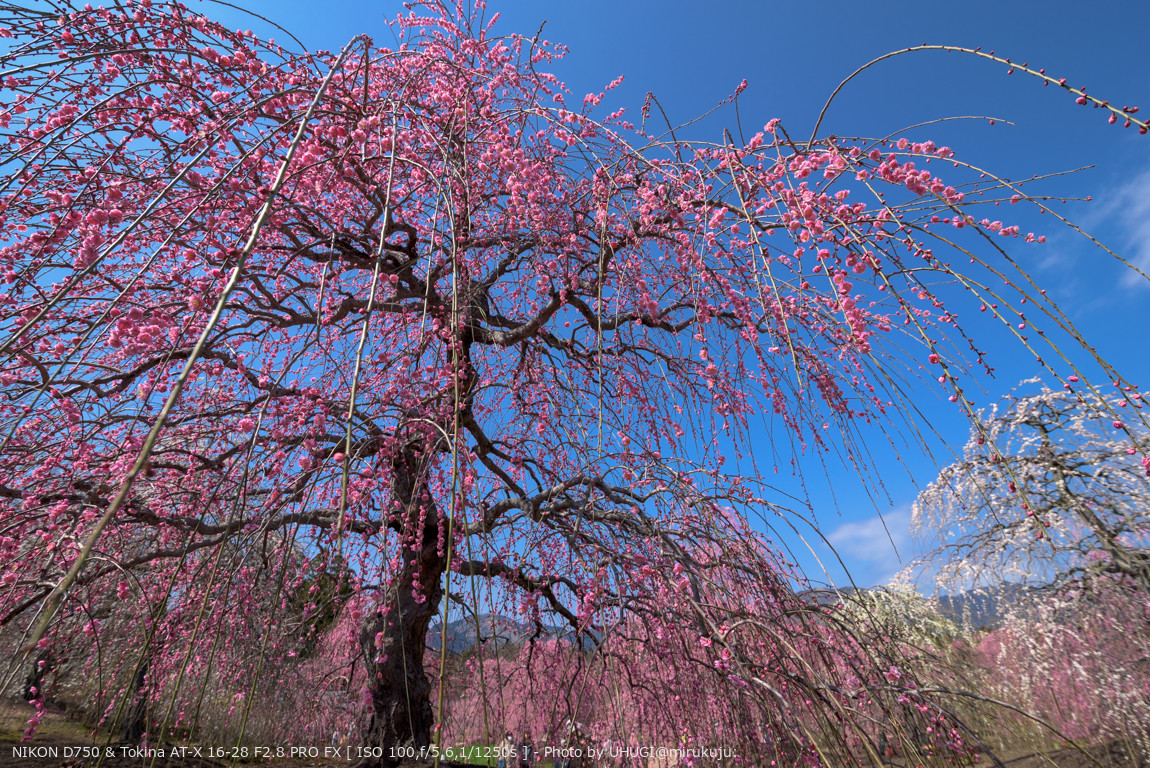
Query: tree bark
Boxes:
[
  {"xmin": 22, "ymin": 650, "xmax": 51, "ymax": 701},
  {"xmin": 357, "ymin": 445, "xmax": 449, "ymax": 768},
  {"xmin": 121, "ymin": 658, "xmax": 149, "ymax": 744}
]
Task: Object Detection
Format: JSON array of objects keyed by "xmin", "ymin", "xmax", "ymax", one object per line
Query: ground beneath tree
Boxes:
[
  {"xmin": 968, "ymin": 740, "xmax": 1146, "ymax": 768},
  {"xmin": 0, "ymin": 702, "xmax": 480, "ymax": 768},
  {"xmin": 3, "ymin": 700, "xmax": 1144, "ymax": 768}
]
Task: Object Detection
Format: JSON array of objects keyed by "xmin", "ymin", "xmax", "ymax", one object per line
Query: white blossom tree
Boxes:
[{"xmin": 910, "ymin": 380, "xmax": 1150, "ymax": 593}]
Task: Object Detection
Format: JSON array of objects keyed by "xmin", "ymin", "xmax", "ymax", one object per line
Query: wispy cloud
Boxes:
[
  {"xmin": 825, "ymin": 506, "xmax": 913, "ymax": 587},
  {"xmin": 1094, "ymin": 163, "xmax": 1150, "ymax": 289}
]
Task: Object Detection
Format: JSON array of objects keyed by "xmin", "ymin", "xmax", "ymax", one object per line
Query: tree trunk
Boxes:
[
  {"xmin": 357, "ymin": 445, "xmax": 449, "ymax": 768},
  {"xmin": 22, "ymin": 650, "xmax": 52, "ymax": 701},
  {"xmin": 121, "ymin": 658, "xmax": 149, "ymax": 743}
]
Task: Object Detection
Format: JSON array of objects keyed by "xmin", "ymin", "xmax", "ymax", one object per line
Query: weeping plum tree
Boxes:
[
  {"xmin": 911, "ymin": 380, "xmax": 1150, "ymax": 592},
  {"xmin": 906, "ymin": 385, "xmax": 1150, "ymax": 760},
  {"xmin": 0, "ymin": 0, "xmax": 1146, "ymax": 764},
  {"xmin": 974, "ymin": 577, "xmax": 1150, "ymax": 757}
]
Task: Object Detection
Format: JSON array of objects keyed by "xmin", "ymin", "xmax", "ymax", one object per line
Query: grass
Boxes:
[
  {"xmin": 454, "ymin": 743, "xmax": 500, "ymax": 767},
  {"xmin": 0, "ymin": 700, "xmax": 104, "ymax": 744}
]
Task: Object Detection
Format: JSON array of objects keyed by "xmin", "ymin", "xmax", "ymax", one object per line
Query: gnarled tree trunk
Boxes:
[
  {"xmin": 121, "ymin": 658, "xmax": 149, "ymax": 744},
  {"xmin": 22, "ymin": 650, "xmax": 52, "ymax": 701},
  {"xmin": 357, "ymin": 445, "xmax": 449, "ymax": 767}
]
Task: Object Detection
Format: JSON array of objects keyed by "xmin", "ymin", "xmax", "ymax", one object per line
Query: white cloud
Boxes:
[
  {"xmin": 1095, "ymin": 164, "xmax": 1150, "ymax": 289},
  {"xmin": 825, "ymin": 506, "xmax": 913, "ymax": 586}
]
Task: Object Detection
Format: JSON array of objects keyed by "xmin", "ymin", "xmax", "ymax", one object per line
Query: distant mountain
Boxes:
[
  {"xmin": 933, "ymin": 583, "xmax": 1043, "ymax": 629},
  {"xmin": 432, "ymin": 586, "xmax": 1026, "ymax": 655},
  {"xmin": 796, "ymin": 586, "xmax": 860, "ymax": 606},
  {"xmin": 933, "ymin": 590, "xmax": 1005, "ymax": 629},
  {"xmin": 797, "ymin": 584, "xmax": 1024, "ymax": 630},
  {"xmin": 426, "ymin": 614, "xmax": 595, "ymax": 653}
]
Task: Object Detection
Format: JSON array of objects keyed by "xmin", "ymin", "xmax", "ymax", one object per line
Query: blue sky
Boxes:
[{"xmin": 203, "ymin": 0, "xmax": 1150, "ymax": 589}]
